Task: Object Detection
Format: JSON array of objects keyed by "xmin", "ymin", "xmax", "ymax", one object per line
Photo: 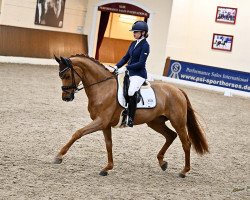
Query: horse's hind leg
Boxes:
[
  {"xmin": 172, "ymin": 123, "xmax": 191, "ymax": 178},
  {"xmin": 147, "ymin": 116, "xmax": 177, "ymax": 171}
]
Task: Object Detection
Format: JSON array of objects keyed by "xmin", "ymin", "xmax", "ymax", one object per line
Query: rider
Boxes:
[{"xmin": 113, "ymin": 21, "xmax": 150, "ymax": 127}]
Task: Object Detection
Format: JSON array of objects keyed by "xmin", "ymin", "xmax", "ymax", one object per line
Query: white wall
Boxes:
[
  {"xmin": 85, "ymin": 0, "xmax": 173, "ymax": 75},
  {"xmin": 166, "ymin": 0, "xmax": 250, "ymax": 73},
  {"xmin": 0, "ymin": 0, "xmax": 88, "ymax": 34}
]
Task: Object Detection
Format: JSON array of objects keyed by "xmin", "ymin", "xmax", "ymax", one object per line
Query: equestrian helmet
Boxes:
[{"xmin": 130, "ymin": 21, "xmax": 148, "ymax": 32}]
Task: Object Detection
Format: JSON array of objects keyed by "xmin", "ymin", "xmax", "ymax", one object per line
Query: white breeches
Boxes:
[{"xmin": 128, "ymin": 76, "xmax": 146, "ymax": 96}]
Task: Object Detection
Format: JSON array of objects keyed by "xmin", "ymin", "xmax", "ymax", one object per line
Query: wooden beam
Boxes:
[{"xmin": 163, "ymin": 56, "xmax": 171, "ymax": 76}]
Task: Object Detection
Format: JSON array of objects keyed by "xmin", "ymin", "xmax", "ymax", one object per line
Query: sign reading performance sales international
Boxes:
[{"xmin": 167, "ymin": 60, "xmax": 250, "ymax": 92}]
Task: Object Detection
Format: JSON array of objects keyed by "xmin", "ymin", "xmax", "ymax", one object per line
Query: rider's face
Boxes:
[{"xmin": 133, "ymin": 31, "xmax": 142, "ymax": 39}]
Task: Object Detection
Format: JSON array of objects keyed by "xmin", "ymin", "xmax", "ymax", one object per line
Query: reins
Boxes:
[
  {"xmin": 76, "ymin": 74, "xmax": 117, "ymax": 92},
  {"xmin": 60, "ymin": 58, "xmax": 117, "ymax": 93}
]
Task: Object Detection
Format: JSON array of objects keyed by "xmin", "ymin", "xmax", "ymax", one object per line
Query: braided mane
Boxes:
[{"xmin": 70, "ymin": 54, "xmax": 106, "ymax": 69}]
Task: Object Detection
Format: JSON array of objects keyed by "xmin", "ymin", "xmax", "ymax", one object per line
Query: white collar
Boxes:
[{"xmin": 136, "ymin": 37, "xmax": 145, "ymax": 44}]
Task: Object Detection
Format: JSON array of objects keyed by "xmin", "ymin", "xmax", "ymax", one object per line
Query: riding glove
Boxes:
[{"xmin": 117, "ymin": 67, "xmax": 127, "ymax": 74}]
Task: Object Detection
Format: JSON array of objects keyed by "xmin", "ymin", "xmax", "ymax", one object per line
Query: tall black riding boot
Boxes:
[{"xmin": 127, "ymin": 92, "xmax": 138, "ymax": 127}]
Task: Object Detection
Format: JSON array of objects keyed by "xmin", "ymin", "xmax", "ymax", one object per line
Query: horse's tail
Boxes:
[{"xmin": 180, "ymin": 89, "xmax": 209, "ymax": 155}]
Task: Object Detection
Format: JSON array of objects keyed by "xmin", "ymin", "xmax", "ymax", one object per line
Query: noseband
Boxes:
[{"xmin": 59, "ymin": 58, "xmax": 116, "ymax": 94}]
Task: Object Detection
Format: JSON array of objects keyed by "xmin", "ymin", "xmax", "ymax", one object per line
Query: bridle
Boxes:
[
  {"xmin": 59, "ymin": 58, "xmax": 116, "ymax": 94},
  {"xmin": 60, "ymin": 64, "xmax": 83, "ymax": 93}
]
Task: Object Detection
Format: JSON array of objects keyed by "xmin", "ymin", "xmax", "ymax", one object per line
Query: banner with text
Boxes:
[
  {"xmin": 167, "ymin": 60, "xmax": 250, "ymax": 92},
  {"xmin": 98, "ymin": 3, "xmax": 150, "ymax": 18}
]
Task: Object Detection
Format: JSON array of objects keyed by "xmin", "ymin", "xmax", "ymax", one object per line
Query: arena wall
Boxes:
[
  {"xmin": 84, "ymin": 0, "xmax": 173, "ymax": 75},
  {"xmin": 0, "ymin": 0, "xmax": 88, "ymax": 34},
  {"xmin": 0, "ymin": 25, "xmax": 88, "ymax": 58},
  {"xmin": 166, "ymin": 0, "xmax": 250, "ymax": 73},
  {"xmin": 0, "ymin": 0, "xmax": 88, "ymax": 58},
  {"xmin": 0, "ymin": 0, "xmax": 173, "ymax": 73},
  {"xmin": 0, "ymin": 0, "xmax": 249, "ymax": 77}
]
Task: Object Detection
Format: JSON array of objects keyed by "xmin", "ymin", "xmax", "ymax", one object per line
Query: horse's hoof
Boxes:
[
  {"xmin": 160, "ymin": 162, "xmax": 168, "ymax": 171},
  {"xmin": 178, "ymin": 173, "xmax": 186, "ymax": 178},
  {"xmin": 53, "ymin": 157, "xmax": 62, "ymax": 164},
  {"xmin": 99, "ymin": 171, "xmax": 108, "ymax": 176}
]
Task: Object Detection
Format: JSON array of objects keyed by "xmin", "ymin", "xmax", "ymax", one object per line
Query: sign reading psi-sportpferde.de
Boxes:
[
  {"xmin": 98, "ymin": 3, "xmax": 150, "ymax": 18},
  {"xmin": 167, "ymin": 60, "xmax": 250, "ymax": 92}
]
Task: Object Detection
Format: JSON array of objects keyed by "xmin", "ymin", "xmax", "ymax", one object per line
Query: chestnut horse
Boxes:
[{"xmin": 53, "ymin": 54, "xmax": 209, "ymax": 177}]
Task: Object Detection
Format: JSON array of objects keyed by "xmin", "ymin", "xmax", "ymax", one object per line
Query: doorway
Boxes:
[{"xmin": 95, "ymin": 2, "xmax": 150, "ymax": 64}]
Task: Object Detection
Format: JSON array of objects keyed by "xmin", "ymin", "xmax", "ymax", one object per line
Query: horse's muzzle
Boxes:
[{"xmin": 62, "ymin": 92, "xmax": 75, "ymax": 102}]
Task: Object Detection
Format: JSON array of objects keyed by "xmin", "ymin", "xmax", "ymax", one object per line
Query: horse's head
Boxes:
[{"xmin": 55, "ymin": 56, "xmax": 82, "ymax": 102}]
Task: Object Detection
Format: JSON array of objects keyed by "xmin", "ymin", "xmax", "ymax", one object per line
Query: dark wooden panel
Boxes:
[
  {"xmin": 163, "ymin": 57, "xmax": 171, "ymax": 76},
  {"xmin": 0, "ymin": 25, "xmax": 88, "ymax": 58},
  {"xmin": 99, "ymin": 37, "xmax": 132, "ymax": 63}
]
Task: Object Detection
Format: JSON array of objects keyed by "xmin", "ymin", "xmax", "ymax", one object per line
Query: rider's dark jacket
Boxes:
[{"xmin": 116, "ymin": 38, "xmax": 149, "ymax": 79}]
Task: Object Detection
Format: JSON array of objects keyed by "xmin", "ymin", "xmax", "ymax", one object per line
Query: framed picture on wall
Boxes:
[
  {"xmin": 215, "ymin": 6, "xmax": 237, "ymax": 24},
  {"xmin": 212, "ymin": 33, "xmax": 234, "ymax": 52},
  {"xmin": 35, "ymin": 0, "xmax": 66, "ymax": 28}
]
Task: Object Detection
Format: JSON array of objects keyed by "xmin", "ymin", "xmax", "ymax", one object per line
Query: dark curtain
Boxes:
[{"xmin": 95, "ymin": 11, "xmax": 110, "ymax": 60}]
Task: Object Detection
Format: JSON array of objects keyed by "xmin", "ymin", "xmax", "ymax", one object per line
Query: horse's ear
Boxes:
[
  {"xmin": 60, "ymin": 56, "xmax": 72, "ymax": 68},
  {"xmin": 60, "ymin": 56, "xmax": 68, "ymax": 66},
  {"xmin": 54, "ymin": 55, "xmax": 61, "ymax": 64}
]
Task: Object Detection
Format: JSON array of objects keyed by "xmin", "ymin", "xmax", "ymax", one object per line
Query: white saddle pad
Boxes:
[{"xmin": 117, "ymin": 74, "xmax": 156, "ymax": 108}]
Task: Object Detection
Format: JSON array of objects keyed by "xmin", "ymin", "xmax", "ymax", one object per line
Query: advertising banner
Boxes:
[{"xmin": 167, "ymin": 60, "xmax": 250, "ymax": 92}]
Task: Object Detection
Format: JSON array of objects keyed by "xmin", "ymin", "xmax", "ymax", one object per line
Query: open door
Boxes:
[{"xmin": 95, "ymin": 2, "xmax": 150, "ymax": 64}]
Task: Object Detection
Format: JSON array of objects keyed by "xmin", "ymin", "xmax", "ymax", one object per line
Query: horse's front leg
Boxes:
[
  {"xmin": 53, "ymin": 118, "xmax": 103, "ymax": 164},
  {"xmin": 99, "ymin": 127, "xmax": 113, "ymax": 176}
]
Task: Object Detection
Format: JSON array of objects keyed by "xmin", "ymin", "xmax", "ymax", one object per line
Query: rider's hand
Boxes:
[
  {"xmin": 117, "ymin": 67, "xmax": 127, "ymax": 74},
  {"xmin": 105, "ymin": 65, "xmax": 116, "ymax": 73}
]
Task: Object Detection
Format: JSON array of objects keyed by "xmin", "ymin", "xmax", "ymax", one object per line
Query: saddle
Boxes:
[
  {"xmin": 113, "ymin": 72, "xmax": 156, "ymax": 128},
  {"xmin": 117, "ymin": 71, "xmax": 156, "ymax": 109}
]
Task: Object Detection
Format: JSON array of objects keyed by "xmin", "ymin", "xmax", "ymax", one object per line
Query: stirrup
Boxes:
[
  {"xmin": 127, "ymin": 117, "xmax": 134, "ymax": 127},
  {"xmin": 121, "ymin": 114, "xmax": 133, "ymax": 127}
]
